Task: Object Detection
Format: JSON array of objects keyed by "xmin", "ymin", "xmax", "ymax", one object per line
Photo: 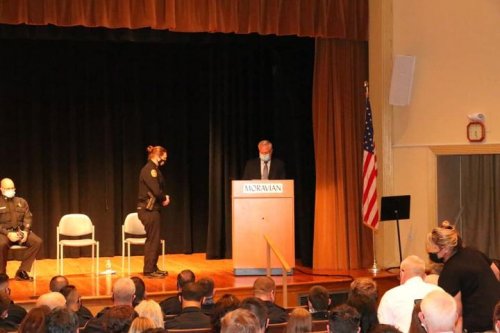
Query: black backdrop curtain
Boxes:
[{"xmin": 0, "ymin": 26, "xmax": 315, "ymax": 264}]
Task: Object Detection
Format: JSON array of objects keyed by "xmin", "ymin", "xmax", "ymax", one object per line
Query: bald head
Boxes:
[
  {"xmin": 36, "ymin": 292, "xmax": 66, "ymax": 310},
  {"xmin": 400, "ymin": 255, "xmax": 426, "ymax": 284},
  {"xmin": 253, "ymin": 277, "xmax": 275, "ymax": 302},
  {"xmin": 0, "ymin": 178, "xmax": 14, "ymax": 190},
  {"xmin": 49, "ymin": 275, "xmax": 69, "ymax": 292},
  {"xmin": 419, "ymin": 290, "xmax": 457, "ymax": 333},
  {"xmin": 0, "ymin": 178, "xmax": 16, "ymax": 199}
]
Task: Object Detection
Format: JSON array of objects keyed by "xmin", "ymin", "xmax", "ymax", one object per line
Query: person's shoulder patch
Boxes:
[{"xmin": 151, "ymin": 169, "xmax": 157, "ymax": 178}]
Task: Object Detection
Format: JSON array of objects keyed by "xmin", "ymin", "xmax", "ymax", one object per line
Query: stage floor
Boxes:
[{"xmin": 7, "ymin": 253, "xmax": 398, "ymax": 313}]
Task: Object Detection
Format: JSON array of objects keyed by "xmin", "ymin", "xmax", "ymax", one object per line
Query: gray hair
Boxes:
[{"xmin": 113, "ymin": 278, "xmax": 136, "ymax": 304}]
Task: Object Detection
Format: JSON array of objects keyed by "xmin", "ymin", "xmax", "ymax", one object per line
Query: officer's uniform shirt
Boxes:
[
  {"xmin": 137, "ymin": 160, "xmax": 165, "ymax": 211},
  {"xmin": 0, "ymin": 196, "xmax": 32, "ymax": 235}
]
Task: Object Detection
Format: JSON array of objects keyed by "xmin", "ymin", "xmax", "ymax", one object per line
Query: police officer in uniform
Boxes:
[
  {"xmin": 137, "ymin": 145, "xmax": 170, "ymax": 278},
  {"xmin": 0, "ymin": 178, "xmax": 42, "ymax": 281}
]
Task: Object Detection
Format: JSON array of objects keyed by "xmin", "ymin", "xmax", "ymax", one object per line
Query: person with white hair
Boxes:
[
  {"xmin": 134, "ymin": 299, "xmax": 164, "ymax": 329},
  {"xmin": 378, "ymin": 255, "xmax": 442, "ymax": 333},
  {"xmin": 35, "ymin": 292, "xmax": 67, "ymax": 310},
  {"xmin": 418, "ymin": 290, "xmax": 457, "ymax": 333},
  {"xmin": 81, "ymin": 277, "xmax": 136, "ymax": 332}
]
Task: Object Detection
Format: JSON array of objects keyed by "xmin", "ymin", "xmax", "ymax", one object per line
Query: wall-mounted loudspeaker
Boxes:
[{"xmin": 389, "ymin": 55, "xmax": 416, "ymax": 106}]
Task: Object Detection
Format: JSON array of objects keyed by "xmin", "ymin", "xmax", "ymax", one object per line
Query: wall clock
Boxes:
[{"xmin": 467, "ymin": 122, "xmax": 485, "ymax": 142}]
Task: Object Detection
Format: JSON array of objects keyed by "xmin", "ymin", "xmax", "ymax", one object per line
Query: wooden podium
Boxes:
[{"xmin": 232, "ymin": 180, "xmax": 295, "ymax": 276}]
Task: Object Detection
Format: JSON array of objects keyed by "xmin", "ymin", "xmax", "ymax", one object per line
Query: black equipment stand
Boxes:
[{"xmin": 381, "ymin": 195, "xmax": 411, "ymax": 269}]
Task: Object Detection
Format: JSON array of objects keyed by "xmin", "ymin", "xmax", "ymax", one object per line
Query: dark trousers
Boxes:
[
  {"xmin": 137, "ymin": 210, "xmax": 162, "ymax": 274},
  {"xmin": 0, "ymin": 232, "xmax": 42, "ymax": 273}
]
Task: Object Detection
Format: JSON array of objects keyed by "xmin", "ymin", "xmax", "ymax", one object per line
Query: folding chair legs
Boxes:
[{"xmin": 57, "ymin": 243, "xmax": 99, "ymax": 276}]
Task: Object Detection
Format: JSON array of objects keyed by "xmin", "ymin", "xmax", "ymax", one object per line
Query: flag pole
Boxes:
[{"xmin": 364, "ymin": 81, "xmax": 381, "ymax": 274}]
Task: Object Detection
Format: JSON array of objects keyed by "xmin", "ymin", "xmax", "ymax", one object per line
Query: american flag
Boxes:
[{"xmin": 362, "ymin": 98, "xmax": 379, "ymax": 229}]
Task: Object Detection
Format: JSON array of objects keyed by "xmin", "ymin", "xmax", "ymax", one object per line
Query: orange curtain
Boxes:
[
  {"xmin": 0, "ymin": 0, "xmax": 367, "ymax": 40},
  {"xmin": 312, "ymin": 38, "xmax": 373, "ymax": 270}
]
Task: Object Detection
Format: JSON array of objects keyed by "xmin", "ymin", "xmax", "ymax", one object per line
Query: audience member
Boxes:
[
  {"xmin": 0, "ymin": 273, "xmax": 27, "ymax": 326},
  {"xmin": 418, "ymin": 290, "xmax": 457, "ymax": 333},
  {"xmin": 102, "ymin": 305, "xmax": 137, "ymax": 333},
  {"xmin": 49, "ymin": 275, "xmax": 69, "ymax": 292},
  {"xmin": 240, "ymin": 297, "xmax": 268, "ymax": 332},
  {"xmin": 134, "ymin": 300, "xmax": 164, "ymax": 329},
  {"xmin": 221, "ymin": 308, "xmax": 263, "ymax": 333},
  {"xmin": 308, "ymin": 285, "xmax": 331, "ymax": 320},
  {"xmin": 159, "ymin": 269, "xmax": 195, "ymax": 315},
  {"xmin": 199, "ymin": 277, "xmax": 216, "ymax": 316},
  {"xmin": 329, "ymin": 304, "xmax": 361, "ymax": 333},
  {"xmin": 46, "ymin": 306, "xmax": 79, "ymax": 333},
  {"xmin": 253, "ymin": 276, "xmax": 288, "ymax": 324},
  {"xmin": 427, "ymin": 221, "xmax": 500, "ymax": 332},
  {"xmin": 211, "ymin": 294, "xmax": 241, "ymax": 333},
  {"xmin": 131, "ymin": 276, "xmax": 147, "ymax": 307},
  {"xmin": 60, "ymin": 284, "xmax": 93, "ymax": 327},
  {"xmin": 49, "ymin": 275, "xmax": 93, "ymax": 324},
  {"xmin": 165, "ymin": 281, "xmax": 211, "ymax": 329},
  {"xmin": 18, "ymin": 305, "xmax": 50, "ymax": 333},
  {"xmin": 129, "ymin": 316, "xmax": 155, "ymax": 333},
  {"xmin": 287, "ymin": 307, "xmax": 312, "ymax": 333},
  {"xmin": 36, "ymin": 292, "xmax": 67, "ymax": 310},
  {"xmin": 378, "ymin": 255, "xmax": 442, "ymax": 333},
  {"xmin": 81, "ymin": 277, "xmax": 136, "ymax": 332},
  {"xmin": 347, "ymin": 277, "xmax": 378, "ymax": 333},
  {"xmin": 0, "ymin": 291, "xmax": 15, "ymax": 331}
]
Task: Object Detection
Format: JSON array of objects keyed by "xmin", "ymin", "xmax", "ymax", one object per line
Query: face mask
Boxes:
[
  {"xmin": 428, "ymin": 252, "xmax": 444, "ymax": 264},
  {"xmin": 1, "ymin": 189, "xmax": 15, "ymax": 199},
  {"xmin": 259, "ymin": 154, "xmax": 271, "ymax": 162}
]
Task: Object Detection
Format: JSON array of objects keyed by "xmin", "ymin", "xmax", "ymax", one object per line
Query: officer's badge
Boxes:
[{"xmin": 151, "ymin": 169, "xmax": 157, "ymax": 178}]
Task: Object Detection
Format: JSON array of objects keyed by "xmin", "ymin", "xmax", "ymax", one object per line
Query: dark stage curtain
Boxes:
[{"xmin": 0, "ymin": 28, "xmax": 315, "ymax": 263}]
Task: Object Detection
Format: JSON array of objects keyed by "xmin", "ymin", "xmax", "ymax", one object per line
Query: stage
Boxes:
[{"xmin": 7, "ymin": 254, "xmax": 398, "ymax": 314}]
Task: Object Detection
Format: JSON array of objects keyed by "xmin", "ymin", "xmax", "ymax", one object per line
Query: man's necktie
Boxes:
[{"xmin": 262, "ymin": 161, "xmax": 269, "ymax": 180}]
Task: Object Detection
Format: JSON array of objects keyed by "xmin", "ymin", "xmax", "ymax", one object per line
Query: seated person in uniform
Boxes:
[{"xmin": 0, "ymin": 178, "xmax": 42, "ymax": 281}]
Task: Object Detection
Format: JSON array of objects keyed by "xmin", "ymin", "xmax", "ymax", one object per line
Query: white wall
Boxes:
[{"xmin": 370, "ymin": 0, "xmax": 500, "ymax": 267}]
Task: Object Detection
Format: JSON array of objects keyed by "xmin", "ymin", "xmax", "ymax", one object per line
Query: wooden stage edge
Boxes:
[{"xmin": 7, "ymin": 253, "xmax": 398, "ymax": 314}]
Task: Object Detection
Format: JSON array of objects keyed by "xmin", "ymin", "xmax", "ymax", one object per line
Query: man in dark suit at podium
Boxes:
[{"xmin": 242, "ymin": 140, "xmax": 286, "ymax": 180}]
